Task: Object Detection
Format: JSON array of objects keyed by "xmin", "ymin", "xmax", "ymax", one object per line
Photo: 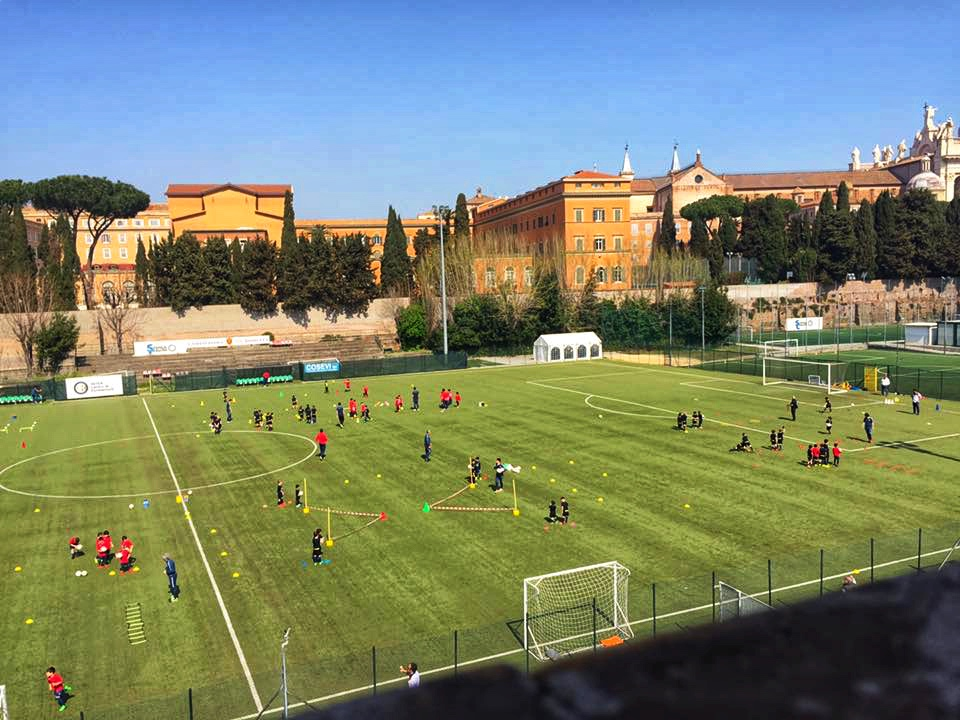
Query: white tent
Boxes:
[{"xmin": 533, "ymin": 332, "xmax": 602, "ymax": 363}]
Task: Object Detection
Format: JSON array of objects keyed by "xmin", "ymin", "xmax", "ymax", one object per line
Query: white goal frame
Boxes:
[
  {"xmin": 762, "ymin": 339, "xmax": 799, "ymax": 357},
  {"xmin": 0, "ymin": 684, "xmax": 8, "ymax": 720},
  {"xmin": 715, "ymin": 581, "xmax": 772, "ymax": 622},
  {"xmin": 523, "ymin": 561, "xmax": 632, "ymax": 662},
  {"xmin": 762, "ymin": 356, "xmax": 848, "ymax": 394}
]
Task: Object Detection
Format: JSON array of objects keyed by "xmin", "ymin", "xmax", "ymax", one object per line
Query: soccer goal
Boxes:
[
  {"xmin": 716, "ymin": 581, "xmax": 772, "ymax": 622},
  {"xmin": 762, "ymin": 339, "xmax": 799, "ymax": 357},
  {"xmin": 523, "ymin": 561, "xmax": 632, "ymax": 661},
  {"xmin": 762, "ymin": 356, "xmax": 849, "ymax": 394},
  {"xmin": 0, "ymin": 684, "xmax": 8, "ymax": 720}
]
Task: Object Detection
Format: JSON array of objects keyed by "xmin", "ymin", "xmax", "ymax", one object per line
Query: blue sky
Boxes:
[{"xmin": 1, "ymin": 1, "xmax": 957, "ymax": 217}]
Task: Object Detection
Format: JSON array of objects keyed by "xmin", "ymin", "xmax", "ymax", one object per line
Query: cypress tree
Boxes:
[
  {"xmin": 738, "ymin": 200, "xmax": 761, "ymax": 259},
  {"xmin": 688, "ymin": 217, "xmax": 709, "ymax": 257},
  {"xmin": 203, "ymin": 236, "xmax": 236, "ymax": 305},
  {"xmin": 756, "ymin": 195, "xmax": 788, "ymax": 282},
  {"xmin": 896, "ymin": 189, "xmax": 947, "ymax": 277},
  {"xmin": 151, "ymin": 233, "xmax": 176, "ymax": 307},
  {"xmin": 657, "ymin": 196, "xmax": 677, "ymax": 254},
  {"xmin": 453, "ymin": 192, "xmax": 470, "ymax": 243},
  {"xmin": 835, "ymin": 181, "xmax": 851, "ymax": 214},
  {"xmin": 230, "ymin": 238, "xmax": 244, "ymax": 298},
  {"xmin": 169, "ymin": 232, "xmax": 210, "ymax": 312},
  {"xmin": 337, "ymin": 233, "xmax": 377, "ymax": 315},
  {"xmin": 307, "ymin": 226, "xmax": 337, "ymax": 311},
  {"xmin": 380, "ymin": 206, "xmax": 412, "ymax": 295},
  {"xmin": 853, "ymin": 199, "xmax": 878, "ymax": 278},
  {"xmin": 874, "ymin": 191, "xmax": 902, "ymax": 278},
  {"xmin": 705, "ymin": 229, "xmax": 725, "ymax": 282},
  {"xmin": 529, "ymin": 268, "xmax": 566, "ymax": 335},
  {"xmin": 3, "ymin": 205, "xmax": 35, "ymax": 277},
  {"xmin": 57, "ymin": 216, "xmax": 81, "ymax": 310},
  {"xmin": 820, "ymin": 212, "xmax": 858, "ymax": 282},
  {"xmin": 717, "ymin": 213, "xmax": 738, "ymax": 255},
  {"xmin": 134, "ymin": 238, "xmax": 150, "ymax": 305},
  {"xmin": 238, "ymin": 238, "xmax": 277, "ymax": 315},
  {"xmin": 813, "ymin": 189, "xmax": 835, "ymax": 251}
]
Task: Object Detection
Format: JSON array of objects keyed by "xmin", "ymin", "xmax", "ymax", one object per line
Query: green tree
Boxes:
[
  {"xmin": 896, "ymin": 189, "xmax": 948, "ymax": 277},
  {"xmin": 56, "ymin": 216, "xmax": 80, "ymax": 310},
  {"xmin": 277, "ymin": 231, "xmax": 310, "ymax": 313},
  {"xmin": 0, "ymin": 179, "xmax": 33, "ymax": 209},
  {"xmin": 448, "ymin": 294, "xmax": 503, "ymax": 352},
  {"xmin": 819, "ymin": 212, "xmax": 858, "ymax": 282},
  {"xmin": 396, "ymin": 301, "xmax": 427, "ymax": 349},
  {"xmin": 307, "ymin": 227, "xmax": 338, "ymax": 311},
  {"xmin": 335, "ymin": 234, "xmax": 377, "ymax": 315},
  {"xmin": 230, "ymin": 238, "xmax": 244, "ymax": 297},
  {"xmin": 786, "ymin": 214, "xmax": 812, "ymax": 256},
  {"xmin": 34, "ymin": 312, "xmax": 80, "ymax": 375},
  {"xmin": 380, "ymin": 206, "xmax": 411, "ymax": 295},
  {"xmin": 737, "ymin": 199, "xmax": 761, "ymax": 258},
  {"xmin": 134, "ymin": 238, "xmax": 151, "ymax": 305},
  {"xmin": 1, "ymin": 205, "xmax": 35, "ymax": 277},
  {"xmin": 812, "ymin": 189, "xmax": 835, "ymax": 252},
  {"xmin": 203, "ymin": 236, "xmax": 236, "ymax": 305},
  {"xmin": 790, "ymin": 247, "xmax": 819, "ymax": 282},
  {"xmin": 853, "ymin": 199, "xmax": 878, "ymax": 278},
  {"xmin": 30, "ymin": 175, "xmax": 150, "ymax": 308},
  {"xmin": 238, "ymin": 238, "xmax": 277, "ymax": 315},
  {"xmin": 755, "ymin": 195, "xmax": 789, "ymax": 282},
  {"xmin": 453, "ymin": 192, "xmax": 470, "ymax": 243},
  {"xmin": 717, "ymin": 213, "xmax": 738, "ymax": 255},
  {"xmin": 617, "ymin": 296, "xmax": 665, "ymax": 347},
  {"xmin": 835, "ymin": 181, "xmax": 851, "ymax": 214},
  {"xmin": 687, "ymin": 216, "xmax": 709, "ymax": 258},
  {"xmin": 574, "ymin": 269, "xmax": 600, "ymax": 330},
  {"xmin": 169, "ymin": 232, "xmax": 209, "ymax": 313},
  {"xmin": 705, "ymin": 229, "xmax": 725, "ymax": 282},
  {"xmin": 149, "ymin": 234, "xmax": 174, "ymax": 307},
  {"xmin": 412, "ymin": 226, "xmax": 436, "ymax": 264},
  {"xmin": 679, "ymin": 195, "xmax": 744, "ymax": 223},
  {"xmin": 528, "ymin": 268, "xmax": 566, "ymax": 335},
  {"xmin": 656, "ymin": 196, "xmax": 677, "ymax": 254},
  {"xmin": 874, "ymin": 191, "xmax": 904, "ymax": 278},
  {"xmin": 699, "ymin": 284, "xmax": 738, "ymax": 345}
]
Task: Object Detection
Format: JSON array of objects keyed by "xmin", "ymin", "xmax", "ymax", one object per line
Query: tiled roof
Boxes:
[
  {"xmin": 631, "ymin": 179, "xmax": 656, "ymax": 192},
  {"xmin": 722, "ymin": 169, "xmax": 900, "ymax": 190},
  {"xmin": 564, "ymin": 170, "xmax": 620, "ymax": 180},
  {"xmin": 166, "ymin": 183, "xmax": 291, "ymax": 197}
]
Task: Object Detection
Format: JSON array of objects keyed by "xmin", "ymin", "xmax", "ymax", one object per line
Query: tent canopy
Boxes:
[{"xmin": 533, "ymin": 332, "xmax": 602, "ymax": 362}]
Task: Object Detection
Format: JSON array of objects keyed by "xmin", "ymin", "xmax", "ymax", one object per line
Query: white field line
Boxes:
[
  {"xmin": 682, "ymin": 381, "xmax": 886, "ymax": 411},
  {"xmin": 845, "ymin": 432, "xmax": 960, "ymax": 453},
  {"xmin": 584, "ymin": 396, "xmax": 673, "ymax": 419},
  {"xmin": 225, "ymin": 543, "xmax": 957, "ymax": 720},
  {"xmin": 527, "ymin": 379, "xmax": 818, "ymax": 446},
  {"xmin": 141, "ymin": 398, "xmax": 263, "ymax": 714}
]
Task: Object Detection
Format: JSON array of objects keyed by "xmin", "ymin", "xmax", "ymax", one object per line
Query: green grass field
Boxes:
[
  {"xmin": 802, "ymin": 346, "xmax": 960, "ymax": 372},
  {"xmin": 3, "ymin": 359, "xmax": 960, "ymax": 719}
]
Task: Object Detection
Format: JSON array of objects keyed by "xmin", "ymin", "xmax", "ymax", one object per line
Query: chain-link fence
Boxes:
[{"xmin": 63, "ymin": 523, "xmax": 959, "ymax": 719}]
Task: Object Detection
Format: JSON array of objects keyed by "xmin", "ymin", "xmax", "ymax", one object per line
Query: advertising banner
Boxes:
[
  {"xmin": 785, "ymin": 317, "xmax": 823, "ymax": 332},
  {"xmin": 133, "ymin": 335, "xmax": 271, "ymax": 357},
  {"xmin": 303, "ymin": 359, "xmax": 341, "ymax": 374},
  {"xmin": 65, "ymin": 374, "xmax": 125, "ymax": 400}
]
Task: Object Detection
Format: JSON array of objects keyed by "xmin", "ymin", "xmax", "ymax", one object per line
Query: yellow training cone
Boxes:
[
  {"xmin": 14, "ymin": 566, "xmax": 22, "ymax": 572},
  {"xmin": 210, "ymin": 528, "xmax": 218, "ymax": 535},
  {"xmin": 232, "ymin": 572, "xmax": 240, "ymax": 578},
  {"xmin": 25, "ymin": 618, "xmax": 34, "ymax": 625},
  {"xmin": 175, "ymin": 495, "xmax": 183, "ymax": 504},
  {"xmin": 512, "ymin": 508, "xmax": 520, "ymax": 517},
  {"xmin": 108, "ymin": 570, "xmax": 116, "ymax": 576},
  {"xmin": 325, "ymin": 539, "xmax": 334, "ymax": 548}
]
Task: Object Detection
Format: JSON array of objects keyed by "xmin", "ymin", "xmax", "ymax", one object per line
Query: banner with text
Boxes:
[
  {"xmin": 303, "ymin": 359, "xmax": 341, "ymax": 376},
  {"xmin": 133, "ymin": 335, "xmax": 271, "ymax": 357},
  {"xmin": 65, "ymin": 374, "xmax": 125, "ymax": 400},
  {"xmin": 785, "ymin": 317, "xmax": 823, "ymax": 332}
]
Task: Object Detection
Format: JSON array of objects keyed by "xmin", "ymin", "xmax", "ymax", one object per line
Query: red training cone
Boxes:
[
  {"xmin": 20, "ymin": 441, "xmax": 26, "ymax": 449},
  {"xmin": 379, "ymin": 511, "xmax": 388, "ymax": 521}
]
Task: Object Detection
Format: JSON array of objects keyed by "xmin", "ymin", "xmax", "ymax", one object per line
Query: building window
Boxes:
[
  {"xmin": 123, "ymin": 280, "xmax": 135, "ymax": 301},
  {"xmin": 102, "ymin": 247, "xmax": 112, "ymax": 259},
  {"xmin": 631, "ymin": 223, "xmax": 639, "ymax": 236},
  {"xmin": 485, "ymin": 267, "xmax": 495, "ymax": 287},
  {"xmin": 119, "ymin": 247, "xmax": 128, "ymax": 259},
  {"xmin": 612, "ymin": 265, "xmax": 624, "ymax": 282},
  {"xmin": 552, "ymin": 212, "xmax": 556, "ymax": 224},
  {"xmin": 163, "ymin": 218, "xmax": 169, "ymax": 227},
  {"xmin": 116, "ymin": 220, "xmax": 126, "ymax": 228},
  {"xmin": 149, "ymin": 219, "xmax": 160, "ymax": 227},
  {"xmin": 574, "ymin": 208, "xmax": 584, "ymax": 223},
  {"xmin": 594, "ymin": 236, "xmax": 605, "ymax": 251},
  {"xmin": 101, "ymin": 233, "xmax": 110, "ymax": 244},
  {"xmin": 85, "ymin": 234, "xmax": 93, "ymax": 245},
  {"xmin": 591, "ymin": 183, "xmax": 601, "ymax": 189},
  {"xmin": 101, "ymin": 281, "xmax": 115, "ymax": 304},
  {"xmin": 613, "ymin": 208, "xmax": 622, "ymax": 222},
  {"xmin": 118, "ymin": 233, "xmax": 127, "ymax": 243},
  {"xmin": 614, "ymin": 236, "xmax": 623, "ymax": 250},
  {"xmin": 373, "ymin": 235, "xmax": 382, "ymax": 245},
  {"xmin": 575, "ymin": 266, "xmax": 585, "ymax": 285},
  {"xmin": 574, "ymin": 236, "xmax": 584, "ymax": 252},
  {"xmin": 644, "ymin": 223, "xmax": 653, "ymax": 234},
  {"xmin": 134, "ymin": 219, "xmax": 143, "ymax": 227},
  {"xmin": 593, "ymin": 208, "xmax": 605, "ymax": 222},
  {"xmin": 575, "ymin": 183, "xmax": 582, "ymax": 188},
  {"xmin": 596, "ymin": 267, "xmax": 606, "ymax": 283},
  {"xmin": 505, "ymin": 266, "xmax": 515, "ymax": 285},
  {"xmin": 524, "ymin": 266, "xmax": 533, "ymax": 286}
]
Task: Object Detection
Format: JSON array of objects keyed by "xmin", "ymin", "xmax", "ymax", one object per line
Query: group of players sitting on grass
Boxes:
[{"xmin": 66, "ymin": 531, "xmax": 137, "ymax": 574}]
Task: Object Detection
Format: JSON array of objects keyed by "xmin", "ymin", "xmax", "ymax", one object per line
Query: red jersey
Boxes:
[
  {"xmin": 104, "ymin": 535, "xmax": 113, "ymax": 552},
  {"xmin": 344, "ymin": 380, "xmax": 351, "ymax": 390},
  {"xmin": 360, "ymin": 404, "xmax": 367, "ymax": 414},
  {"xmin": 455, "ymin": 393, "xmax": 461, "ymax": 403},
  {"xmin": 69, "ymin": 536, "xmax": 79, "ymax": 547},
  {"xmin": 96, "ymin": 538, "xmax": 107, "ymax": 556},
  {"xmin": 47, "ymin": 673, "xmax": 64, "ymax": 692},
  {"xmin": 119, "ymin": 548, "xmax": 131, "ymax": 565},
  {"xmin": 811, "ymin": 446, "xmax": 820, "ymax": 459},
  {"xmin": 832, "ymin": 446, "xmax": 841, "ymax": 457},
  {"xmin": 349, "ymin": 399, "xmax": 357, "ymax": 412},
  {"xmin": 121, "ymin": 538, "xmax": 133, "ymax": 552},
  {"xmin": 394, "ymin": 397, "xmax": 402, "ymax": 408},
  {"xmin": 315, "ymin": 431, "xmax": 328, "ymax": 444},
  {"xmin": 362, "ymin": 386, "xmax": 368, "ymax": 395}
]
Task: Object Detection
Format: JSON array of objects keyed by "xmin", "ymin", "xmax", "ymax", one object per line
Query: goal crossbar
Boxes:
[
  {"xmin": 523, "ymin": 561, "xmax": 632, "ymax": 661},
  {"xmin": 762, "ymin": 356, "xmax": 849, "ymax": 394}
]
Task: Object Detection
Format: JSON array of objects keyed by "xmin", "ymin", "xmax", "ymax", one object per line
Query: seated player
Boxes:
[
  {"xmin": 69, "ymin": 536, "xmax": 83, "ymax": 560},
  {"xmin": 732, "ymin": 433, "xmax": 752, "ymax": 452},
  {"xmin": 547, "ymin": 499, "xmax": 558, "ymax": 523}
]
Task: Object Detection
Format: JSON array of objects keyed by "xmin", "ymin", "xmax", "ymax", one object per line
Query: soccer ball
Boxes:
[
  {"xmin": 81, "ymin": 570, "xmax": 88, "ymax": 576},
  {"xmin": 75, "ymin": 570, "xmax": 82, "ymax": 577},
  {"xmin": 128, "ymin": 503, "xmax": 134, "ymax": 510}
]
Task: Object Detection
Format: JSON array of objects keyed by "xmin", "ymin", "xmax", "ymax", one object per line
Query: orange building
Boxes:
[{"xmin": 167, "ymin": 183, "xmax": 290, "ymax": 243}]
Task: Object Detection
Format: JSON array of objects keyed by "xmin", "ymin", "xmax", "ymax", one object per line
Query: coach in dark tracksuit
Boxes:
[
  {"xmin": 789, "ymin": 397, "xmax": 799, "ymax": 421},
  {"xmin": 163, "ymin": 554, "xmax": 180, "ymax": 602}
]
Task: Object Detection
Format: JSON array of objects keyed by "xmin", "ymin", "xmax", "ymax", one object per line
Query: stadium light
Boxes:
[
  {"xmin": 698, "ymin": 285, "xmax": 706, "ymax": 356},
  {"xmin": 433, "ymin": 205, "xmax": 450, "ymax": 357}
]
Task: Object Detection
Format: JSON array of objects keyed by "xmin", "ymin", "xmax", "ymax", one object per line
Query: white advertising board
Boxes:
[
  {"xmin": 785, "ymin": 317, "xmax": 823, "ymax": 332},
  {"xmin": 133, "ymin": 335, "xmax": 271, "ymax": 356},
  {"xmin": 65, "ymin": 374, "xmax": 125, "ymax": 400}
]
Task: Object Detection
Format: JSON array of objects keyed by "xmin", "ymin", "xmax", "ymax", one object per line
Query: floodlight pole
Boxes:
[
  {"xmin": 281, "ymin": 627, "xmax": 291, "ymax": 719},
  {"xmin": 434, "ymin": 205, "xmax": 450, "ymax": 357},
  {"xmin": 698, "ymin": 285, "xmax": 706, "ymax": 359}
]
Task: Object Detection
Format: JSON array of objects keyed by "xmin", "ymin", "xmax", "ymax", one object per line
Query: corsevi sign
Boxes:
[
  {"xmin": 304, "ymin": 359, "xmax": 341, "ymax": 374},
  {"xmin": 785, "ymin": 317, "xmax": 823, "ymax": 332}
]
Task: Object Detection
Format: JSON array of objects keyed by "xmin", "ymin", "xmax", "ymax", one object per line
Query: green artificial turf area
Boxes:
[{"xmin": 2, "ymin": 359, "xmax": 959, "ymax": 718}]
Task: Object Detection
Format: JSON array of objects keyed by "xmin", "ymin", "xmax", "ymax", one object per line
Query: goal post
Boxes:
[
  {"xmin": 523, "ymin": 561, "xmax": 632, "ymax": 661},
  {"xmin": 715, "ymin": 581, "xmax": 772, "ymax": 622},
  {"xmin": 762, "ymin": 339, "xmax": 799, "ymax": 357},
  {"xmin": 762, "ymin": 356, "xmax": 849, "ymax": 394},
  {"xmin": 0, "ymin": 684, "xmax": 8, "ymax": 720}
]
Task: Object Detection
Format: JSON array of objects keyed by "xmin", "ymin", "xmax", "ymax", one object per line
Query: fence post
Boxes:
[
  {"xmin": 819, "ymin": 549, "xmax": 824, "ymax": 597},
  {"xmin": 592, "ymin": 596, "xmax": 598, "ymax": 654},
  {"xmin": 188, "ymin": 687, "xmax": 194, "ymax": 720},
  {"xmin": 454, "ymin": 629, "xmax": 459, "ymax": 677},
  {"xmin": 917, "ymin": 528, "xmax": 922, "ymax": 572},
  {"xmin": 870, "ymin": 538, "xmax": 875, "ymax": 583},
  {"xmin": 372, "ymin": 646, "xmax": 377, "ymax": 696},
  {"xmin": 711, "ymin": 571, "xmax": 716, "ymax": 623},
  {"xmin": 767, "ymin": 559, "xmax": 773, "ymax": 606},
  {"xmin": 651, "ymin": 583, "xmax": 657, "ymax": 637},
  {"xmin": 524, "ymin": 613, "xmax": 530, "ymax": 676}
]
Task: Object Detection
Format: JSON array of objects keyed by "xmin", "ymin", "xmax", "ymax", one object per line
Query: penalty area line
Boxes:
[{"xmin": 141, "ymin": 397, "xmax": 264, "ymax": 714}]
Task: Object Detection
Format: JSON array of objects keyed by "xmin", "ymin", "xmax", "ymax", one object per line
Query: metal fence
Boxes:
[
  {"xmin": 0, "ymin": 374, "xmax": 138, "ymax": 401},
  {"xmin": 64, "ymin": 524, "xmax": 959, "ymax": 719}
]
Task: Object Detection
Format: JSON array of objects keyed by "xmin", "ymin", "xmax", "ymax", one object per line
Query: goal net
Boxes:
[
  {"xmin": 523, "ymin": 561, "xmax": 632, "ymax": 661},
  {"xmin": 762, "ymin": 356, "xmax": 849, "ymax": 394},
  {"xmin": 716, "ymin": 581, "xmax": 772, "ymax": 622},
  {"xmin": 762, "ymin": 339, "xmax": 799, "ymax": 357}
]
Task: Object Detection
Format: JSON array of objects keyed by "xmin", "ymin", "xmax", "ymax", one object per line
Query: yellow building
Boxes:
[{"xmin": 167, "ymin": 183, "xmax": 289, "ymax": 243}]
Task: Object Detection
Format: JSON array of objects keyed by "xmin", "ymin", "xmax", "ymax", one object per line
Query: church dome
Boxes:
[{"xmin": 906, "ymin": 171, "xmax": 945, "ymax": 191}]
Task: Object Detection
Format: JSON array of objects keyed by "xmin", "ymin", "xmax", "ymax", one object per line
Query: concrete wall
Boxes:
[{"xmin": 0, "ymin": 298, "xmax": 408, "ymax": 373}]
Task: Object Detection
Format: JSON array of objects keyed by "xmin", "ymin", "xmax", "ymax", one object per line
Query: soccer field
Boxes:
[{"xmin": 3, "ymin": 359, "xmax": 959, "ymax": 718}]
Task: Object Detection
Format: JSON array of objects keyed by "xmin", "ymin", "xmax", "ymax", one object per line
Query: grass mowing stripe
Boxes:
[
  {"xmin": 224, "ymin": 541, "xmax": 958, "ymax": 720},
  {"xmin": 141, "ymin": 397, "xmax": 264, "ymax": 714}
]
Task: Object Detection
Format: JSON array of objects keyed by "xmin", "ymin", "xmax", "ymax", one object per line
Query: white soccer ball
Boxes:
[
  {"xmin": 75, "ymin": 544, "xmax": 83, "ymax": 551},
  {"xmin": 128, "ymin": 503, "xmax": 134, "ymax": 510},
  {"xmin": 75, "ymin": 570, "xmax": 82, "ymax": 577},
  {"xmin": 81, "ymin": 570, "xmax": 88, "ymax": 576}
]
